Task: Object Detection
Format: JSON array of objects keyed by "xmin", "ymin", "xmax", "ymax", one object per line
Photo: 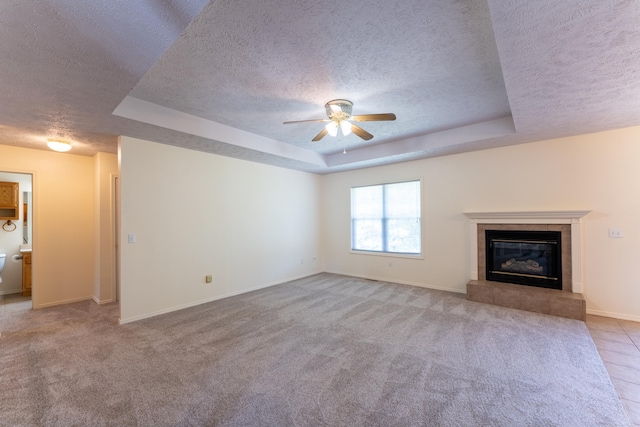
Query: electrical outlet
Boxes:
[
  {"xmin": 205, "ymin": 274, "xmax": 213, "ymax": 283},
  {"xmin": 388, "ymin": 261, "xmax": 393, "ymax": 267},
  {"xmin": 127, "ymin": 233, "xmax": 136, "ymax": 243}
]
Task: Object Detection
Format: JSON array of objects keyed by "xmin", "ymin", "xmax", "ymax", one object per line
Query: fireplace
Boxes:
[
  {"xmin": 485, "ymin": 230, "xmax": 561, "ymax": 290},
  {"xmin": 463, "ymin": 211, "xmax": 591, "ymax": 321}
]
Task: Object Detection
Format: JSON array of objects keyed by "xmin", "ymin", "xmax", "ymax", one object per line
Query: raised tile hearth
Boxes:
[
  {"xmin": 467, "ymin": 280, "xmax": 586, "ymax": 320},
  {"xmin": 464, "ymin": 210, "xmax": 591, "ymax": 321}
]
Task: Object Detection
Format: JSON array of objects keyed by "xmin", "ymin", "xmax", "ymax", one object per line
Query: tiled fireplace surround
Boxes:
[{"xmin": 464, "ymin": 211, "xmax": 590, "ymax": 321}]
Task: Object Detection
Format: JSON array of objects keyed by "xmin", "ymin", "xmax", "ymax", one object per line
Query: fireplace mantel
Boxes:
[
  {"xmin": 464, "ymin": 210, "xmax": 591, "ymax": 293},
  {"xmin": 464, "ymin": 210, "xmax": 591, "ymax": 222}
]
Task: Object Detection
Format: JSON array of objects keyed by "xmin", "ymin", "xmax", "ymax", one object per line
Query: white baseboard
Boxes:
[
  {"xmin": 118, "ymin": 270, "xmax": 324, "ymax": 325},
  {"xmin": 34, "ymin": 295, "xmax": 93, "ymax": 309},
  {"xmin": 586, "ymin": 308, "xmax": 640, "ymax": 323},
  {"xmin": 326, "ymin": 272, "xmax": 640, "ymax": 321},
  {"xmin": 323, "ymin": 270, "xmax": 467, "ymax": 294},
  {"xmin": 92, "ymin": 296, "xmax": 115, "ymax": 305},
  {"xmin": 32, "ymin": 272, "xmax": 640, "ymax": 324}
]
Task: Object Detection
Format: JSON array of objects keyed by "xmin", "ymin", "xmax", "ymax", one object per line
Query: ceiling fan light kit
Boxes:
[
  {"xmin": 283, "ymin": 99, "xmax": 396, "ymax": 144},
  {"xmin": 325, "ymin": 121, "xmax": 338, "ymax": 137},
  {"xmin": 325, "ymin": 120, "xmax": 352, "ymax": 137},
  {"xmin": 340, "ymin": 120, "xmax": 352, "ymax": 136}
]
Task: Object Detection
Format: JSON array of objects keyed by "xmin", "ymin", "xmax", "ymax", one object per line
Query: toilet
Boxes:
[{"xmin": 0, "ymin": 253, "xmax": 5, "ymax": 283}]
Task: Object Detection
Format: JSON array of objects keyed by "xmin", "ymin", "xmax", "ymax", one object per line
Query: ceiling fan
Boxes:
[{"xmin": 283, "ymin": 99, "xmax": 396, "ymax": 142}]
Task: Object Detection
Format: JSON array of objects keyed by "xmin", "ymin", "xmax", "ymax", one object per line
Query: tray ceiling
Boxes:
[{"xmin": 1, "ymin": 0, "xmax": 639, "ymax": 173}]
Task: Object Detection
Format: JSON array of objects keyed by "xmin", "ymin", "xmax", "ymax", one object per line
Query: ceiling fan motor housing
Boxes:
[
  {"xmin": 325, "ymin": 99, "xmax": 353, "ymax": 121},
  {"xmin": 282, "ymin": 99, "xmax": 393, "ymax": 142}
]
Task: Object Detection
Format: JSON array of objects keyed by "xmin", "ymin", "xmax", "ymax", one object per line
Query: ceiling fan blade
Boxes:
[
  {"xmin": 283, "ymin": 118, "xmax": 328, "ymax": 125},
  {"xmin": 351, "ymin": 113, "xmax": 396, "ymax": 122},
  {"xmin": 312, "ymin": 128, "xmax": 328, "ymax": 142},
  {"xmin": 351, "ymin": 124, "xmax": 374, "ymax": 141}
]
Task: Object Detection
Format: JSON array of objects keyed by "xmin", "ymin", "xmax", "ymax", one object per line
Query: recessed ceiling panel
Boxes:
[{"xmin": 129, "ymin": 0, "xmax": 511, "ymax": 155}]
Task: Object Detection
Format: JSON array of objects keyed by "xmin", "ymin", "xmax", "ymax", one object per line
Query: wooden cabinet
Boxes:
[
  {"xmin": 0, "ymin": 181, "xmax": 19, "ymax": 220},
  {"xmin": 22, "ymin": 252, "xmax": 32, "ymax": 297}
]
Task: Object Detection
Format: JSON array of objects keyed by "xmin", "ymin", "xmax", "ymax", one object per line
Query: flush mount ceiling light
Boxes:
[
  {"xmin": 47, "ymin": 140, "xmax": 72, "ymax": 152},
  {"xmin": 283, "ymin": 99, "xmax": 396, "ymax": 142}
]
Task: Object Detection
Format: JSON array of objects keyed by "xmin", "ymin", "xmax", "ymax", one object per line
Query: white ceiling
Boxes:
[{"xmin": 1, "ymin": 1, "xmax": 639, "ymax": 174}]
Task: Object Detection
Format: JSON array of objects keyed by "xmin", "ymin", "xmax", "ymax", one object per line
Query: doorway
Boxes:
[{"xmin": 0, "ymin": 171, "xmax": 33, "ymax": 312}]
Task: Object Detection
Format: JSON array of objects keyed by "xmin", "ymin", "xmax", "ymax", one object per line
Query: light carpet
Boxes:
[{"xmin": 0, "ymin": 273, "xmax": 630, "ymax": 426}]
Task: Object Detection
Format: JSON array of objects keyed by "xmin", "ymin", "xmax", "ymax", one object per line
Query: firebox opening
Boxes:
[{"xmin": 485, "ymin": 230, "xmax": 562, "ymax": 290}]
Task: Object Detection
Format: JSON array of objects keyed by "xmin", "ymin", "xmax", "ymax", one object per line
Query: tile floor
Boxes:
[
  {"xmin": 586, "ymin": 314, "xmax": 640, "ymax": 426},
  {"xmin": 0, "ymin": 295, "xmax": 638, "ymax": 424}
]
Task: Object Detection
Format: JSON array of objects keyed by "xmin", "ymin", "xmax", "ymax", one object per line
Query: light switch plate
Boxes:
[{"xmin": 608, "ymin": 228, "xmax": 623, "ymax": 238}]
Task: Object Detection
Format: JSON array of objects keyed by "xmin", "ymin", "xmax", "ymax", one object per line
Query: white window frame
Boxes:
[{"xmin": 350, "ymin": 179, "xmax": 422, "ymax": 257}]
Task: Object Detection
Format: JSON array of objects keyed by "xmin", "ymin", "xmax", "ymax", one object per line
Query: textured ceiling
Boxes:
[{"xmin": 1, "ymin": 1, "xmax": 640, "ymax": 173}]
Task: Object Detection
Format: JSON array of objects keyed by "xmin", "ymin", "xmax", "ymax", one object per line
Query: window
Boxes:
[{"xmin": 351, "ymin": 180, "xmax": 421, "ymax": 254}]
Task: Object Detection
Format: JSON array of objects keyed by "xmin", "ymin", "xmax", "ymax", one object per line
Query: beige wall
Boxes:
[
  {"xmin": 0, "ymin": 145, "xmax": 97, "ymax": 308},
  {"xmin": 119, "ymin": 137, "xmax": 323, "ymax": 323},
  {"xmin": 322, "ymin": 126, "xmax": 640, "ymax": 321},
  {"xmin": 4, "ymin": 125, "xmax": 640, "ymax": 322}
]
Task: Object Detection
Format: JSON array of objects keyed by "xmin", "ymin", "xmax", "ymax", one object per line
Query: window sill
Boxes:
[{"xmin": 349, "ymin": 250, "xmax": 424, "ymax": 260}]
